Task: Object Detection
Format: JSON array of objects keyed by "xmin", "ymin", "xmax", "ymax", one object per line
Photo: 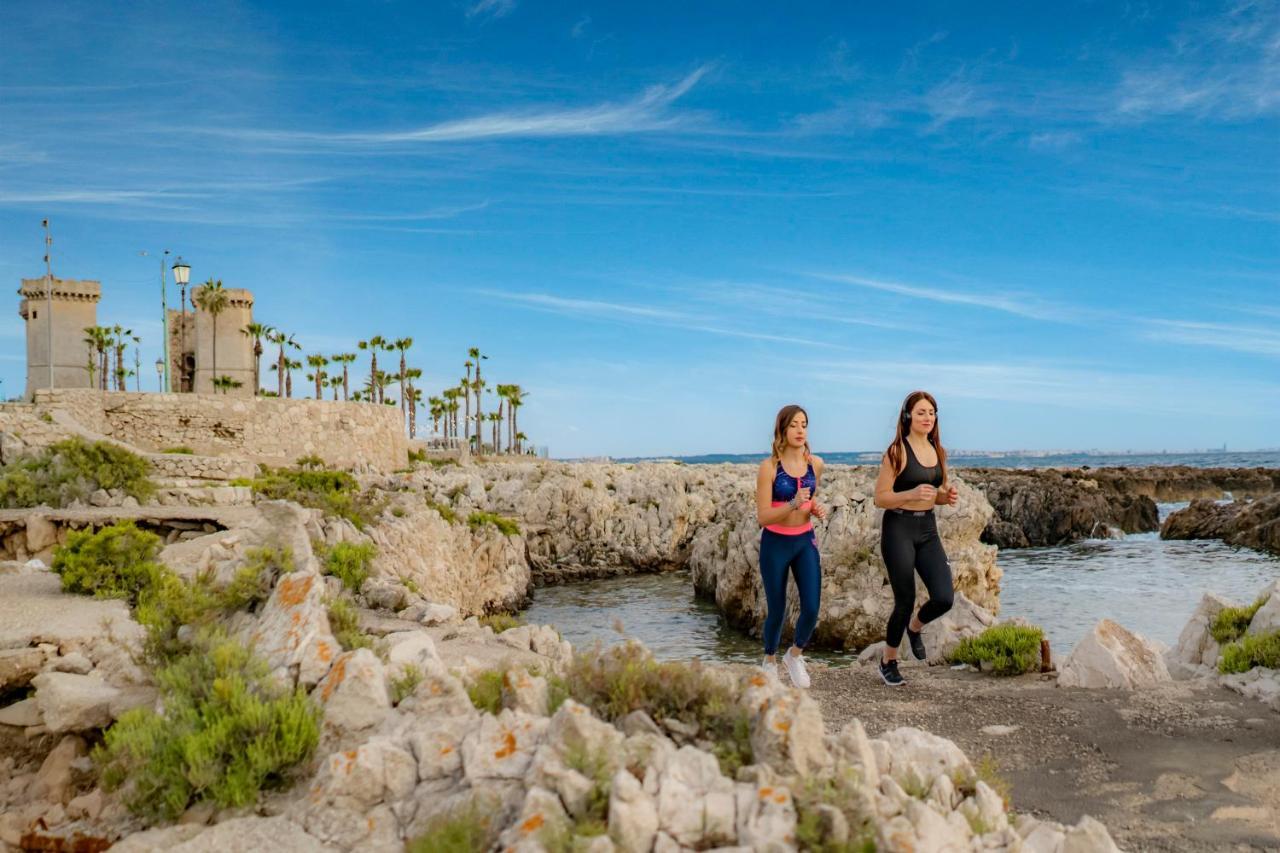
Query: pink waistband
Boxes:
[{"xmin": 766, "ymin": 501, "xmax": 813, "ymax": 535}]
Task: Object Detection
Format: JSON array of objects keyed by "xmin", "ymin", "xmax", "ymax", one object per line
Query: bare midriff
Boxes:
[{"xmin": 765, "ymin": 500, "xmax": 813, "ymax": 535}]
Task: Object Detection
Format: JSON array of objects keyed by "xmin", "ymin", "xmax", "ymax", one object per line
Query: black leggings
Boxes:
[{"xmin": 881, "ymin": 511, "xmax": 954, "ymax": 648}]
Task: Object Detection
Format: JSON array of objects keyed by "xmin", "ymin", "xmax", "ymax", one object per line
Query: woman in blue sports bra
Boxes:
[{"xmin": 754, "ymin": 404, "xmax": 828, "ymax": 688}]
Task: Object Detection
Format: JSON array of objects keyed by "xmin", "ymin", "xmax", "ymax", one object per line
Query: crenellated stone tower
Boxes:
[
  {"xmin": 183, "ymin": 284, "xmax": 255, "ymax": 395},
  {"xmin": 17, "ymin": 277, "xmax": 101, "ymax": 399}
]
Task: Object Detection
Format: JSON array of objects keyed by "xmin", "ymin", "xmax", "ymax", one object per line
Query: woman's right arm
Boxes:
[
  {"xmin": 873, "ymin": 453, "xmax": 931, "ymax": 509},
  {"xmin": 757, "ymin": 461, "xmax": 796, "ymax": 526}
]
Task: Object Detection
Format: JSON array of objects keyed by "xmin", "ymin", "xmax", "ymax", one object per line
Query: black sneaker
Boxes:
[
  {"xmin": 878, "ymin": 658, "xmax": 905, "ymax": 687},
  {"xmin": 906, "ymin": 627, "xmax": 927, "ymax": 661}
]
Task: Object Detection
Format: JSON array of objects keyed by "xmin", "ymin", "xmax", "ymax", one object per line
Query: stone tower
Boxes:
[
  {"xmin": 187, "ymin": 284, "xmax": 254, "ymax": 395},
  {"xmin": 17, "ymin": 277, "xmax": 101, "ymax": 399}
]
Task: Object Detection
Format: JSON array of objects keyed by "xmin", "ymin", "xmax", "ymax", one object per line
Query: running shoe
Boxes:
[
  {"xmin": 878, "ymin": 658, "xmax": 905, "ymax": 687},
  {"xmin": 761, "ymin": 657, "xmax": 779, "ymax": 680},
  {"xmin": 906, "ymin": 627, "xmax": 927, "ymax": 661},
  {"xmin": 783, "ymin": 651, "xmax": 811, "ymax": 689}
]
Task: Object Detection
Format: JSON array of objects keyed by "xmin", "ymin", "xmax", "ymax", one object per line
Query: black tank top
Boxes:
[{"xmin": 893, "ymin": 440, "xmax": 943, "ymax": 491}]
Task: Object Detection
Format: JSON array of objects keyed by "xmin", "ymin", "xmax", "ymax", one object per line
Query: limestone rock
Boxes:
[
  {"xmin": 0, "ymin": 647, "xmax": 46, "ymax": 691},
  {"xmin": 528, "ymin": 700, "xmax": 624, "ymax": 817},
  {"xmin": 741, "ymin": 671, "xmax": 832, "ymax": 777},
  {"xmin": 831, "ymin": 718, "xmax": 880, "ymax": 789},
  {"xmin": 609, "ymin": 767, "xmax": 659, "ymax": 853},
  {"xmin": 502, "ymin": 666, "xmax": 549, "ymax": 716},
  {"xmin": 734, "ymin": 779, "xmax": 797, "ymax": 850},
  {"xmin": 249, "ymin": 571, "xmax": 339, "ymax": 688},
  {"xmin": 1171, "ymin": 592, "xmax": 1232, "ymax": 673},
  {"xmin": 111, "ymin": 815, "xmax": 334, "ymax": 852},
  {"xmin": 308, "ymin": 737, "xmax": 417, "ymax": 810},
  {"xmin": 874, "ymin": 727, "xmax": 974, "ymax": 793},
  {"xmin": 31, "ymin": 672, "xmax": 120, "ymax": 732},
  {"xmin": 497, "ymin": 785, "xmax": 571, "ymax": 852},
  {"xmin": 30, "ymin": 735, "xmax": 87, "ymax": 804},
  {"xmin": 1062, "ymin": 814, "xmax": 1122, "ymax": 852},
  {"xmin": 655, "ymin": 745, "xmax": 737, "ymax": 848},
  {"xmin": 383, "ymin": 631, "xmax": 442, "ymax": 670},
  {"xmin": 314, "ymin": 649, "xmax": 390, "ymax": 734},
  {"xmin": 1058, "ymin": 619, "xmax": 1171, "ymax": 689},
  {"xmin": 0, "ymin": 697, "xmax": 43, "ymax": 727},
  {"xmin": 461, "ymin": 709, "xmax": 550, "ymax": 782},
  {"xmin": 1245, "ymin": 579, "xmax": 1280, "ymax": 636}
]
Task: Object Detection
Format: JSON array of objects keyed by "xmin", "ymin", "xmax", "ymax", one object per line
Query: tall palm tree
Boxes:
[
  {"xmin": 110, "ymin": 325, "xmax": 131, "ymax": 391},
  {"xmin": 193, "ymin": 280, "xmax": 230, "ymax": 393},
  {"xmin": 505, "ymin": 385, "xmax": 527, "ymax": 455},
  {"xmin": 468, "ymin": 347, "xmax": 488, "ymax": 446},
  {"xmin": 328, "ymin": 374, "xmax": 344, "ymax": 401},
  {"xmin": 462, "ymin": 360, "xmax": 473, "ymax": 443},
  {"xmin": 268, "ymin": 331, "xmax": 300, "ymax": 397},
  {"xmin": 211, "ymin": 375, "xmax": 243, "ymax": 395},
  {"xmin": 427, "ymin": 395, "xmax": 444, "ymax": 437},
  {"xmin": 516, "ymin": 432, "xmax": 528, "ymax": 455},
  {"xmin": 331, "ymin": 353, "xmax": 357, "ymax": 400},
  {"xmin": 442, "ymin": 388, "xmax": 460, "ymax": 439},
  {"xmin": 489, "ymin": 407, "xmax": 504, "ymax": 455},
  {"xmin": 358, "ymin": 336, "xmax": 386, "ymax": 404},
  {"xmin": 131, "ymin": 333, "xmax": 141, "ymax": 392},
  {"xmin": 392, "ymin": 338, "xmax": 413, "ymax": 420},
  {"xmin": 404, "ymin": 367, "xmax": 423, "ymax": 437},
  {"xmin": 286, "ymin": 357, "xmax": 301, "ymax": 398},
  {"xmin": 241, "ymin": 322, "xmax": 274, "ymax": 395},
  {"xmin": 82, "ymin": 327, "xmax": 104, "ymax": 389},
  {"xmin": 306, "ymin": 354, "xmax": 329, "ymax": 399}
]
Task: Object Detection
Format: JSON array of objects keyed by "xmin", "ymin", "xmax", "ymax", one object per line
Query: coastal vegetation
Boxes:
[
  {"xmin": 1219, "ymin": 630, "xmax": 1280, "ymax": 674},
  {"xmin": 467, "ymin": 510, "xmax": 521, "ymax": 536},
  {"xmin": 319, "ymin": 540, "xmax": 376, "ymax": 594},
  {"xmin": 48, "ymin": 523, "xmax": 319, "ymax": 821},
  {"xmin": 947, "ymin": 624, "xmax": 1044, "ymax": 676},
  {"xmin": 234, "ymin": 460, "xmax": 378, "ymax": 528},
  {"xmin": 1211, "ymin": 596, "xmax": 1270, "ymax": 644},
  {"xmin": 0, "ymin": 436, "xmax": 154, "ymax": 508}
]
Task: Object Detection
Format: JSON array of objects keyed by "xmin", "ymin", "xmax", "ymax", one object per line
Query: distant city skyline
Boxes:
[{"xmin": 1, "ymin": 1, "xmax": 1276, "ymax": 458}]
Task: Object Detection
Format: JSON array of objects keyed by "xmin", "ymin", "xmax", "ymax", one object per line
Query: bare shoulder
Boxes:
[
  {"xmin": 758, "ymin": 458, "xmax": 775, "ymax": 475},
  {"xmin": 810, "ymin": 454, "xmax": 825, "ymax": 472}
]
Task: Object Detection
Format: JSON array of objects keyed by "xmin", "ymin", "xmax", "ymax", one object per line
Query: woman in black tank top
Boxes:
[{"xmin": 871, "ymin": 390, "xmax": 959, "ymax": 687}]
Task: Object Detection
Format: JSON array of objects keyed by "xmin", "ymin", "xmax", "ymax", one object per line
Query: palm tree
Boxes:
[
  {"xmin": 427, "ymin": 396, "xmax": 444, "ymax": 437},
  {"xmin": 328, "ymin": 374, "xmax": 344, "ymax": 401},
  {"xmin": 489, "ymin": 408, "xmax": 503, "ymax": 455},
  {"xmin": 82, "ymin": 327, "xmax": 104, "ymax": 388},
  {"xmin": 516, "ymin": 432, "xmax": 528, "ymax": 454},
  {"xmin": 131, "ymin": 333, "xmax": 141, "ymax": 392},
  {"xmin": 404, "ymin": 367, "xmax": 423, "ymax": 437},
  {"xmin": 268, "ymin": 331, "xmax": 300, "ymax": 397},
  {"xmin": 358, "ymin": 336, "xmax": 386, "ymax": 404},
  {"xmin": 331, "ymin": 353, "xmax": 357, "ymax": 400},
  {"xmin": 211, "ymin": 375, "xmax": 243, "ymax": 395},
  {"xmin": 241, "ymin": 323, "xmax": 274, "ymax": 395},
  {"xmin": 306, "ymin": 354, "xmax": 329, "ymax": 399},
  {"xmin": 505, "ymin": 385, "xmax": 527, "ymax": 455},
  {"xmin": 462, "ymin": 360, "xmax": 473, "ymax": 443},
  {"xmin": 442, "ymin": 388, "xmax": 460, "ymax": 439},
  {"xmin": 110, "ymin": 325, "xmax": 131, "ymax": 391},
  {"xmin": 193, "ymin": 280, "xmax": 230, "ymax": 393},
  {"xmin": 392, "ymin": 338, "xmax": 413, "ymax": 420},
  {"xmin": 468, "ymin": 347, "xmax": 488, "ymax": 446}
]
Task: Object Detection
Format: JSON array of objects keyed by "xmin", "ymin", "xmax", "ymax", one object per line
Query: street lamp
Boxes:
[
  {"xmin": 154, "ymin": 358, "xmax": 164, "ymax": 392},
  {"xmin": 171, "ymin": 258, "xmax": 190, "ymax": 391}
]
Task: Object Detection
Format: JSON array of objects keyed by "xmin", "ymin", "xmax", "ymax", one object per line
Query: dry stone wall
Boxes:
[{"xmin": 27, "ymin": 389, "xmax": 407, "ymax": 471}]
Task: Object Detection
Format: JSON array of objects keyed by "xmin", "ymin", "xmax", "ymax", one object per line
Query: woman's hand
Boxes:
[
  {"xmin": 793, "ymin": 486, "xmax": 813, "ymax": 506},
  {"xmin": 911, "ymin": 484, "xmax": 937, "ymax": 502},
  {"xmin": 810, "ymin": 502, "xmax": 828, "ymax": 520},
  {"xmin": 944, "ymin": 485, "xmax": 959, "ymax": 506}
]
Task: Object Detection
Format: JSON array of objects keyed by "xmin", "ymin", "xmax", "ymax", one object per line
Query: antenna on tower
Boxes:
[{"xmin": 41, "ymin": 219, "xmax": 53, "ymax": 390}]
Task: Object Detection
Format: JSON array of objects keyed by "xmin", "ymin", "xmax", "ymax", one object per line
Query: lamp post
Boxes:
[
  {"xmin": 41, "ymin": 220, "xmax": 53, "ymax": 390},
  {"xmin": 154, "ymin": 358, "xmax": 164, "ymax": 392},
  {"xmin": 141, "ymin": 250, "xmax": 171, "ymax": 392},
  {"xmin": 171, "ymin": 258, "xmax": 190, "ymax": 391}
]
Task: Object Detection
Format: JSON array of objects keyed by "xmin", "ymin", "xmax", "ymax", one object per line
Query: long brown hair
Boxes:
[
  {"xmin": 771, "ymin": 404, "xmax": 811, "ymax": 462},
  {"xmin": 885, "ymin": 390, "xmax": 946, "ymax": 482}
]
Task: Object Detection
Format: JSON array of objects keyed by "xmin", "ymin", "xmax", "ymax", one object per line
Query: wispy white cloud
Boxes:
[
  {"xmin": 805, "ymin": 272, "xmax": 1083, "ymax": 322},
  {"xmin": 571, "ymin": 15, "xmax": 591, "ymax": 39},
  {"xmin": 479, "ymin": 289, "xmax": 851, "ymax": 349},
  {"xmin": 191, "ymin": 67, "xmax": 711, "ymax": 149},
  {"xmin": 466, "ymin": 0, "xmax": 517, "ymax": 21},
  {"xmin": 1142, "ymin": 318, "xmax": 1280, "ymax": 357}
]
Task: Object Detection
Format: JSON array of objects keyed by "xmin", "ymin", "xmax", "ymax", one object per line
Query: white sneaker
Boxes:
[
  {"xmin": 761, "ymin": 656, "xmax": 779, "ymax": 679},
  {"xmin": 783, "ymin": 650, "xmax": 811, "ymax": 688}
]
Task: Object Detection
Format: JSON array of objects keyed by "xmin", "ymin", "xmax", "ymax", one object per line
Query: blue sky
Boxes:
[{"xmin": 1, "ymin": 0, "xmax": 1277, "ymax": 458}]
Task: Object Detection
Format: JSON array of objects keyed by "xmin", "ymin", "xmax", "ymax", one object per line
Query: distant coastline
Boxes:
[{"xmin": 602, "ymin": 449, "xmax": 1280, "ymax": 469}]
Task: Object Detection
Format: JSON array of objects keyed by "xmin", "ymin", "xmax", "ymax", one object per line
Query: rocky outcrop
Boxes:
[
  {"xmin": 377, "ymin": 462, "xmax": 1001, "ymax": 649},
  {"xmin": 1161, "ymin": 493, "xmax": 1280, "ymax": 556},
  {"xmin": 1083, "ymin": 465, "xmax": 1280, "ymax": 502},
  {"xmin": 1167, "ymin": 579, "xmax": 1279, "ymax": 713},
  {"xmin": 962, "ymin": 468, "xmax": 1159, "ymax": 548},
  {"xmin": 1058, "ymin": 619, "xmax": 1171, "ymax": 689}
]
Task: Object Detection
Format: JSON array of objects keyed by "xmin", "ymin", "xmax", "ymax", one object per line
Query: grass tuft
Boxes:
[
  {"xmin": 467, "ymin": 511, "xmax": 521, "ymax": 536},
  {"xmin": 407, "ymin": 803, "xmax": 498, "ymax": 853},
  {"xmin": 947, "ymin": 624, "xmax": 1044, "ymax": 676},
  {"xmin": 325, "ymin": 596, "xmax": 375, "ymax": 652},
  {"xmin": 1219, "ymin": 629, "xmax": 1280, "ymax": 674},
  {"xmin": 319, "ymin": 541, "xmax": 376, "ymax": 594},
  {"xmin": 479, "ymin": 613, "xmax": 523, "ymax": 634},
  {"xmin": 0, "ymin": 437, "xmax": 154, "ymax": 508},
  {"xmin": 1212, "ymin": 596, "xmax": 1270, "ymax": 644}
]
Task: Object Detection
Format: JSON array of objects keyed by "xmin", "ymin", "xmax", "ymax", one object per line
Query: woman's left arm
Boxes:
[
  {"xmin": 810, "ymin": 456, "xmax": 829, "ymax": 519},
  {"xmin": 935, "ymin": 476, "xmax": 959, "ymax": 506}
]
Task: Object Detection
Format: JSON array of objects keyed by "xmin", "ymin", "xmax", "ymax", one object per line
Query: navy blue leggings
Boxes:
[{"xmin": 759, "ymin": 529, "xmax": 821, "ymax": 655}]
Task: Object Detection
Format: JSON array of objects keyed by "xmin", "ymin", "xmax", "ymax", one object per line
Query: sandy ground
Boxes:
[{"xmin": 807, "ymin": 661, "xmax": 1280, "ymax": 852}]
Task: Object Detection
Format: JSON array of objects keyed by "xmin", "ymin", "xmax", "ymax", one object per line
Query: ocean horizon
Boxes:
[{"xmin": 603, "ymin": 449, "xmax": 1280, "ymax": 469}]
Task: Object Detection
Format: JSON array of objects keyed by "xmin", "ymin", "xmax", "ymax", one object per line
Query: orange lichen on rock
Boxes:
[
  {"xmin": 275, "ymin": 574, "xmax": 313, "ymax": 607},
  {"xmin": 520, "ymin": 814, "xmax": 545, "ymax": 834},
  {"xmin": 320, "ymin": 656, "xmax": 348, "ymax": 701},
  {"xmin": 494, "ymin": 730, "xmax": 518, "ymax": 760}
]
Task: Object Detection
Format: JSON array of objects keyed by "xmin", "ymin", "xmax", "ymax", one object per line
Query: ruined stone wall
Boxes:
[{"xmin": 25, "ymin": 390, "xmax": 407, "ymax": 471}]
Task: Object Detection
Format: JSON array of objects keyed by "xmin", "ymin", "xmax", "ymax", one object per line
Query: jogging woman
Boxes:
[
  {"xmin": 755, "ymin": 404, "xmax": 828, "ymax": 688},
  {"xmin": 872, "ymin": 390, "xmax": 959, "ymax": 686}
]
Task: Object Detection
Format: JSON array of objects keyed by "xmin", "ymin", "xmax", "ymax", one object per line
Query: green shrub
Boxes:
[
  {"xmin": 1211, "ymin": 597, "xmax": 1270, "ymax": 644},
  {"xmin": 1219, "ymin": 630, "xmax": 1280, "ymax": 674},
  {"xmin": 242, "ymin": 465, "xmax": 378, "ymax": 529},
  {"xmin": 320, "ymin": 541, "xmax": 376, "ymax": 594},
  {"xmin": 560, "ymin": 643, "xmax": 753, "ymax": 775},
  {"xmin": 427, "ymin": 457, "xmax": 457, "ymax": 469},
  {"xmin": 96, "ymin": 630, "xmax": 320, "ymax": 822},
  {"xmin": 467, "ymin": 669, "xmax": 504, "ymax": 715},
  {"xmin": 295, "ymin": 454, "xmax": 325, "ymax": 469},
  {"xmin": 406, "ymin": 448, "xmax": 427, "ymax": 464},
  {"xmin": 391, "ymin": 506, "xmax": 406, "ymax": 518},
  {"xmin": 479, "ymin": 613, "xmax": 523, "ymax": 634},
  {"xmin": 407, "ymin": 803, "xmax": 498, "ymax": 853},
  {"xmin": 326, "ymin": 596, "xmax": 374, "ymax": 652},
  {"xmin": 426, "ymin": 499, "xmax": 459, "ymax": 524},
  {"xmin": 793, "ymin": 768, "xmax": 878, "ymax": 853},
  {"xmin": 390, "ymin": 664, "xmax": 424, "ymax": 705},
  {"xmin": 217, "ymin": 547, "xmax": 293, "ymax": 611},
  {"xmin": 162, "ymin": 446, "xmax": 194, "ymax": 455},
  {"xmin": 947, "ymin": 625, "xmax": 1044, "ymax": 676},
  {"xmin": 52, "ymin": 521, "xmax": 165, "ymax": 606},
  {"xmin": 0, "ymin": 437, "xmax": 154, "ymax": 508},
  {"xmin": 467, "ymin": 511, "xmax": 520, "ymax": 536}
]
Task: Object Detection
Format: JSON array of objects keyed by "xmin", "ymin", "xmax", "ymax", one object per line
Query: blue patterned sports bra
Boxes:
[{"xmin": 771, "ymin": 461, "xmax": 816, "ymax": 503}]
